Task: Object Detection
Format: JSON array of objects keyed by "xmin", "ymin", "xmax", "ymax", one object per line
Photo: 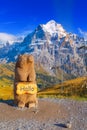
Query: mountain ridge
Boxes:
[{"xmin": 0, "ymin": 20, "xmax": 87, "ymax": 78}]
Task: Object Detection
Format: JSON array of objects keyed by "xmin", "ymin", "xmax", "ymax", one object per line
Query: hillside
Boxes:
[
  {"xmin": 38, "ymin": 76, "xmax": 87, "ymax": 99},
  {"xmin": 0, "ymin": 63, "xmax": 87, "ymax": 100},
  {"xmin": 0, "ymin": 62, "xmax": 76, "ymax": 89},
  {"xmin": 0, "ymin": 63, "xmax": 14, "ymax": 99},
  {"xmin": 0, "ymin": 63, "xmax": 14, "ymax": 87},
  {"xmin": 0, "ymin": 63, "xmax": 59, "ymax": 88},
  {"xmin": 0, "ymin": 63, "xmax": 59, "ymax": 99}
]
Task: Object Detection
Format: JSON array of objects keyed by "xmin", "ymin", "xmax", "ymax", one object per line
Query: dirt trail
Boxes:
[{"xmin": 0, "ymin": 98, "xmax": 87, "ymax": 130}]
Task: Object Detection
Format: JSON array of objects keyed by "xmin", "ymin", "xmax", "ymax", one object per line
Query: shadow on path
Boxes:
[
  {"xmin": 0, "ymin": 99, "xmax": 14, "ymax": 106},
  {"xmin": 54, "ymin": 123, "xmax": 67, "ymax": 128}
]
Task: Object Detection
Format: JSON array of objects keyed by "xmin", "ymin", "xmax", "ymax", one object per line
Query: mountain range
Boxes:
[{"xmin": 0, "ymin": 20, "xmax": 87, "ymax": 78}]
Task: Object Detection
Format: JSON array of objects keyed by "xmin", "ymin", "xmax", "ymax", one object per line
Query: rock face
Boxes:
[{"xmin": 0, "ymin": 20, "xmax": 87, "ymax": 77}]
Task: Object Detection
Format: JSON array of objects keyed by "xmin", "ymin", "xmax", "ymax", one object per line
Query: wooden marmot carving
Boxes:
[
  {"xmin": 14, "ymin": 54, "xmax": 38, "ymax": 108},
  {"xmin": 15, "ymin": 54, "xmax": 36, "ymax": 83}
]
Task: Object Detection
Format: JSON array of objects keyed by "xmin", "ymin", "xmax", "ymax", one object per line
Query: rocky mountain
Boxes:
[{"xmin": 0, "ymin": 20, "xmax": 87, "ymax": 78}]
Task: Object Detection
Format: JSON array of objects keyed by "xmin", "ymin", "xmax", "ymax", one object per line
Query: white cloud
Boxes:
[
  {"xmin": 78, "ymin": 28, "xmax": 87, "ymax": 40},
  {"xmin": 0, "ymin": 33, "xmax": 17, "ymax": 44},
  {"xmin": 16, "ymin": 30, "xmax": 32, "ymax": 38},
  {"xmin": 15, "ymin": 30, "xmax": 33, "ymax": 42},
  {"xmin": 0, "ymin": 30, "xmax": 32, "ymax": 45}
]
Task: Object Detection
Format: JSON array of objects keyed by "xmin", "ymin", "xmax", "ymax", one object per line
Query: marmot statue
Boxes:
[{"xmin": 14, "ymin": 54, "xmax": 38, "ymax": 108}]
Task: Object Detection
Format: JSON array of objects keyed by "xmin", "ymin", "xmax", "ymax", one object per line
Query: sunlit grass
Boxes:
[
  {"xmin": 0, "ymin": 63, "xmax": 87, "ymax": 101},
  {"xmin": 0, "ymin": 86, "xmax": 14, "ymax": 100},
  {"xmin": 38, "ymin": 76, "xmax": 87, "ymax": 101}
]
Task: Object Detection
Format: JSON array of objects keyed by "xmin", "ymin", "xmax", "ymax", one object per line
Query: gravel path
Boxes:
[{"xmin": 0, "ymin": 98, "xmax": 87, "ymax": 130}]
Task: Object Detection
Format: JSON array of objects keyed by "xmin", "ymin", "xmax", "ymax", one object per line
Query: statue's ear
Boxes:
[
  {"xmin": 18, "ymin": 54, "xmax": 21, "ymax": 58},
  {"xmin": 17, "ymin": 54, "xmax": 22, "ymax": 61},
  {"xmin": 27, "ymin": 55, "xmax": 29, "ymax": 63},
  {"xmin": 27, "ymin": 55, "xmax": 34, "ymax": 63}
]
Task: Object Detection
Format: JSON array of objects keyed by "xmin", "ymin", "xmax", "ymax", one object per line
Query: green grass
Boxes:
[
  {"xmin": 38, "ymin": 94, "xmax": 87, "ymax": 101},
  {"xmin": 0, "ymin": 63, "xmax": 14, "ymax": 87},
  {"xmin": 0, "ymin": 86, "xmax": 14, "ymax": 100},
  {"xmin": 0, "ymin": 62, "xmax": 59, "ymax": 100},
  {"xmin": 0, "ymin": 63, "xmax": 87, "ymax": 101},
  {"xmin": 38, "ymin": 76, "xmax": 87, "ymax": 101}
]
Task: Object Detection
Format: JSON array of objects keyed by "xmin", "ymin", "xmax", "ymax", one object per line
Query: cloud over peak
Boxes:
[
  {"xmin": 0, "ymin": 33, "xmax": 16, "ymax": 44},
  {"xmin": 0, "ymin": 30, "xmax": 32, "ymax": 45},
  {"xmin": 78, "ymin": 28, "xmax": 87, "ymax": 40}
]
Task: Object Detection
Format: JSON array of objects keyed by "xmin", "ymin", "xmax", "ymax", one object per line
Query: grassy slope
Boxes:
[
  {"xmin": 0, "ymin": 63, "xmax": 14, "ymax": 87},
  {"xmin": 0, "ymin": 63, "xmax": 87, "ymax": 100},
  {"xmin": 0, "ymin": 63, "xmax": 59, "ymax": 100},
  {"xmin": 0, "ymin": 63, "xmax": 14, "ymax": 100},
  {"xmin": 38, "ymin": 76, "xmax": 87, "ymax": 100}
]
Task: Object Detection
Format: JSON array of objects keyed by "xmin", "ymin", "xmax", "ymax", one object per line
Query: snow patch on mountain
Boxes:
[
  {"xmin": 0, "ymin": 20, "xmax": 87, "ymax": 77},
  {"xmin": 43, "ymin": 20, "xmax": 67, "ymax": 38}
]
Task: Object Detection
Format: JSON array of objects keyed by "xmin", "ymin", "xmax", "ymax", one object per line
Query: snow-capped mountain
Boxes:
[
  {"xmin": 0, "ymin": 20, "xmax": 87, "ymax": 77},
  {"xmin": 43, "ymin": 20, "xmax": 67, "ymax": 38},
  {"xmin": 23, "ymin": 20, "xmax": 67, "ymax": 46}
]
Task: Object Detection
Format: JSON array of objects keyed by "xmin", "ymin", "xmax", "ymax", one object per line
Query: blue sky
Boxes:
[{"xmin": 0, "ymin": 0, "xmax": 87, "ymax": 38}]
